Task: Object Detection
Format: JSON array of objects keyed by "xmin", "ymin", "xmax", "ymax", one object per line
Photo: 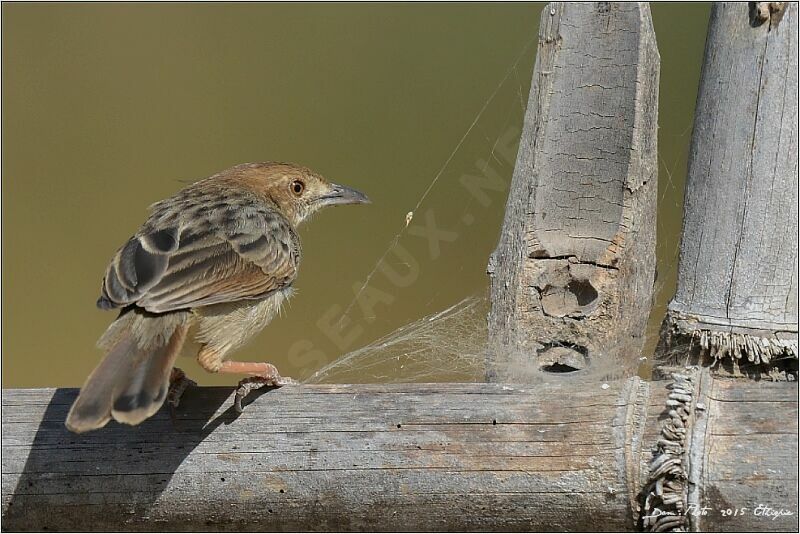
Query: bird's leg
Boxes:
[
  {"xmin": 216, "ymin": 361, "xmax": 298, "ymax": 413},
  {"xmin": 167, "ymin": 367, "xmax": 196, "ymax": 409}
]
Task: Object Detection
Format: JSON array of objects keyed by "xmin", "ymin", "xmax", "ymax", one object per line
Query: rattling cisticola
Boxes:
[{"xmin": 66, "ymin": 162, "xmax": 369, "ymax": 433}]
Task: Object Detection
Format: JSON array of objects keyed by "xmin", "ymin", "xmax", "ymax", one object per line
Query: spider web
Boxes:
[
  {"xmin": 303, "ymin": 26, "xmax": 694, "ymax": 386},
  {"xmin": 306, "ymin": 294, "xmax": 489, "ymax": 384}
]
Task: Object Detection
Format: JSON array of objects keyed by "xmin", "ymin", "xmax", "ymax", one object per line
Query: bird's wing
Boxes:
[{"xmin": 99, "ymin": 196, "xmax": 299, "ymax": 314}]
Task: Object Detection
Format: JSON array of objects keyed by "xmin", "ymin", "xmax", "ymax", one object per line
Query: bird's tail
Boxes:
[{"xmin": 66, "ymin": 309, "xmax": 191, "ymax": 433}]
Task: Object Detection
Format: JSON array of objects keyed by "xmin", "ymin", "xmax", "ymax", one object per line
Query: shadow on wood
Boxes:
[
  {"xmin": 3, "ymin": 387, "xmax": 236, "ymax": 531},
  {"xmin": 2, "ymin": 378, "xmax": 797, "ymax": 532}
]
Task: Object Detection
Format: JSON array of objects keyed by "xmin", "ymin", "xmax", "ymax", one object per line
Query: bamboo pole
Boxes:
[
  {"xmin": 487, "ymin": 2, "xmax": 659, "ymax": 382},
  {"xmin": 647, "ymin": 4, "xmax": 799, "ymax": 531},
  {"xmin": 654, "ymin": 2, "xmax": 798, "ymax": 378},
  {"xmin": 2, "ymin": 378, "xmax": 796, "ymax": 532}
]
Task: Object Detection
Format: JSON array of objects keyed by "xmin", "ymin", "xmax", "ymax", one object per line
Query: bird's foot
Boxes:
[
  {"xmin": 234, "ymin": 363, "xmax": 297, "ymax": 413},
  {"xmin": 167, "ymin": 367, "xmax": 197, "ymax": 409}
]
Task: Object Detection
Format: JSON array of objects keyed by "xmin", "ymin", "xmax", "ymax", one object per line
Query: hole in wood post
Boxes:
[
  {"xmin": 539, "ymin": 277, "xmax": 600, "ymax": 318},
  {"xmin": 537, "ymin": 344, "xmax": 589, "ymax": 373},
  {"xmin": 543, "ymin": 362, "xmax": 581, "ymax": 373},
  {"xmin": 567, "ymin": 279, "xmax": 599, "ymax": 306}
]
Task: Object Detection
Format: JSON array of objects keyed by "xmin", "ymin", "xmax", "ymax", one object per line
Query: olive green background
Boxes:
[{"xmin": 2, "ymin": 3, "xmax": 710, "ymax": 387}]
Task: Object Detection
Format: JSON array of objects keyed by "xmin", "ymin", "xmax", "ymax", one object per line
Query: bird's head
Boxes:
[{"xmin": 225, "ymin": 162, "xmax": 371, "ymax": 226}]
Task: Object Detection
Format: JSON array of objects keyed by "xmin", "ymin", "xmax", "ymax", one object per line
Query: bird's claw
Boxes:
[
  {"xmin": 234, "ymin": 374, "xmax": 297, "ymax": 413},
  {"xmin": 167, "ymin": 367, "xmax": 197, "ymax": 409}
]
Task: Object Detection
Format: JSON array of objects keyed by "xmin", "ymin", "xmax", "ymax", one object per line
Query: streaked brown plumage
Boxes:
[{"xmin": 66, "ymin": 162, "xmax": 369, "ymax": 433}]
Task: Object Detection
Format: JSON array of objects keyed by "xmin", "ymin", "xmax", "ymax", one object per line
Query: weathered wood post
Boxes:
[
  {"xmin": 1, "ymin": 4, "xmax": 797, "ymax": 532},
  {"xmin": 655, "ymin": 2, "xmax": 798, "ymax": 377},
  {"xmin": 646, "ymin": 3, "xmax": 799, "ymax": 532},
  {"xmin": 639, "ymin": 371, "xmax": 798, "ymax": 532},
  {"xmin": 2, "ymin": 380, "xmax": 795, "ymax": 531},
  {"xmin": 488, "ymin": 2, "xmax": 659, "ymax": 382}
]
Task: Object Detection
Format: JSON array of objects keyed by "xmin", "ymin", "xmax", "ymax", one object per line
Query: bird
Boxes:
[{"xmin": 65, "ymin": 162, "xmax": 370, "ymax": 433}]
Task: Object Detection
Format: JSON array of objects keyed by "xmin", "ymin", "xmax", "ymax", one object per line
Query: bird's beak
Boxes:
[{"xmin": 316, "ymin": 183, "xmax": 371, "ymax": 207}]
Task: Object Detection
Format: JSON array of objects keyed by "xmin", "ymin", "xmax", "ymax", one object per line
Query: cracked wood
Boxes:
[
  {"xmin": 488, "ymin": 2, "xmax": 659, "ymax": 381},
  {"xmin": 3, "ymin": 382, "xmax": 647, "ymax": 532},
  {"xmin": 656, "ymin": 2, "xmax": 798, "ymax": 376},
  {"xmin": 3, "ymin": 378, "xmax": 796, "ymax": 532}
]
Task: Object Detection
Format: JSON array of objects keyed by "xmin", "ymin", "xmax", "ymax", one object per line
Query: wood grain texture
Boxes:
[
  {"xmin": 665, "ymin": 2, "xmax": 798, "ymax": 334},
  {"xmin": 641, "ymin": 372, "xmax": 798, "ymax": 532},
  {"xmin": 693, "ymin": 376, "xmax": 798, "ymax": 532},
  {"xmin": 3, "ymin": 379, "xmax": 796, "ymax": 532},
  {"xmin": 655, "ymin": 2, "xmax": 798, "ymax": 377},
  {"xmin": 487, "ymin": 2, "xmax": 658, "ymax": 382},
  {"xmin": 3, "ymin": 382, "xmax": 645, "ymax": 532}
]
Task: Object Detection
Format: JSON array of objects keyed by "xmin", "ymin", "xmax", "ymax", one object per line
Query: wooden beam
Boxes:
[
  {"xmin": 655, "ymin": 2, "xmax": 798, "ymax": 377},
  {"xmin": 3, "ymin": 378, "xmax": 797, "ymax": 532},
  {"xmin": 488, "ymin": 2, "xmax": 659, "ymax": 381},
  {"xmin": 639, "ymin": 369, "xmax": 798, "ymax": 532},
  {"xmin": 3, "ymin": 382, "xmax": 645, "ymax": 532}
]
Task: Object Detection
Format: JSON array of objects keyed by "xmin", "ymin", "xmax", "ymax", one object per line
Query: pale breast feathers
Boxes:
[{"xmin": 98, "ymin": 188, "xmax": 300, "ymax": 314}]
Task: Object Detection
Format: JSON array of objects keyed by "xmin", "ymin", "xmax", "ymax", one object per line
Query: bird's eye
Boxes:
[{"xmin": 291, "ymin": 180, "xmax": 305, "ymax": 196}]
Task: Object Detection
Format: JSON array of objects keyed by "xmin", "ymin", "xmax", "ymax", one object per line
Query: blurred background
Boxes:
[{"xmin": 2, "ymin": 3, "xmax": 710, "ymax": 387}]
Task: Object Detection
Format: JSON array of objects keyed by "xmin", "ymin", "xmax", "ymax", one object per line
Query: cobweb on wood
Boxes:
[
  {"xmin": 301, "ymin": 33, "xmax": 696, "ymax": 387},
  {"xmin": 305, "ymin": 295, "xmax": 489, "ymax": 384}
]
